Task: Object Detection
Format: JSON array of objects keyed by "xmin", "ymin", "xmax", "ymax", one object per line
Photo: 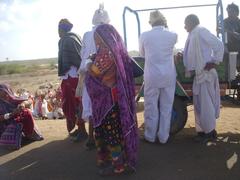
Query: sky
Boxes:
[{"xmin": 0, "ymin": 0, "xmax": 239, "ymax": 61}]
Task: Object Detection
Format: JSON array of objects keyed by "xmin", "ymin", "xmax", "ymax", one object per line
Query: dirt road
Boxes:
[{"xmin": 0, "ymin": 101, "xmax": 240, "ymax": 180}]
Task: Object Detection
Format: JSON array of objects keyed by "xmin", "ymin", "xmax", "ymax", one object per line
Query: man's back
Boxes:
[
  {"xmin": 140, "ymin": 26, "xmax": 177, "ymax": 61},
  {"xmin": 139, "ymin": 26, "xmax": 177, "ymax": 88}
]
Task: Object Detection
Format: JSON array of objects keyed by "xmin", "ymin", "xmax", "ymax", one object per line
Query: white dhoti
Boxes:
[
  {"xmin": 81, "ymin": 83, "xmax": 92, "ymax": 121},
  {"xmin": 193, "ymin": 69, "xmax": 220, "ymax": 133},
  {"xmin": 76, "ymin": 71, "xmax": 92, "ymax": 121},
  {"xmin": 144, "ymin": 83, "xmax": 175, "ymax": 143}
]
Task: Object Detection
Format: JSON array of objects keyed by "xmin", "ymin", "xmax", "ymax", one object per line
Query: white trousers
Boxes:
[
  {"xmin": 193, "ymin": 70, "xmax": 220, "ymax": 133},
  {"xmin": 144, "ymin": 84, "xmax": 175, "ymax": 143},
  {"xmin": 81, "ymin": 83, "xmax": 92, "ymax": 121}
]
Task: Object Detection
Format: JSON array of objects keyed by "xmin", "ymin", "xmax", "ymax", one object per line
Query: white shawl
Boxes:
[{"xmin": 184, "ymin": 26, "xmax": 216, "ymax": 84}]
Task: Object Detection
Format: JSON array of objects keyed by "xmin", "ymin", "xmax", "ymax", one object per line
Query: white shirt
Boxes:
[
  {"xmin": 79, "ymin": 26, "xmax": 98, "ymax": 73},
  {"xmin": 183, "ymin": 26, "xmax": 224, "ymax": 72},
  {"xmin": 139, "ymin": 26, "xmax": 178, "ymax": 88},
  {"xmin": 59, "ymin": 66, "xmax": 78, "ymax": 80},
  {"xmin": 78, "ymin": 26, "xmax": 99, "ymax": 120}
]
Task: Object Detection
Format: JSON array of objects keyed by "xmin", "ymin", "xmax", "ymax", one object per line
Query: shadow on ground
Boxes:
[{"xmin": 0, "ymin": 127, "xmax": 239, "ymax": 180}]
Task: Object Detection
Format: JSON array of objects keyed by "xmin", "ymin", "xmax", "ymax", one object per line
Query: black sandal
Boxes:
[
  {"xmin": 98, "ymin": 165, "xmax": 115, "ymax": 176},
  {"xmin": 85, "ymin": 139, "xmax": 96, "ymax": 150}
]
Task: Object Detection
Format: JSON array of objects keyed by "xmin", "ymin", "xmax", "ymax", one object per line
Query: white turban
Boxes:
[
  {"xmin": 92, "ymin": 4, "xmax": 110, "ymax": 26},
  {"xmin": 149, "ymin": 10, "xmax": 166, "ymax": 26}
]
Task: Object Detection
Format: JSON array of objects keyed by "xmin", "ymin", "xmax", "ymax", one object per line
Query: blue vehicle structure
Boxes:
[{"xmin": 122, "ymin": 0, "xmax": 239, "ymax": 134}]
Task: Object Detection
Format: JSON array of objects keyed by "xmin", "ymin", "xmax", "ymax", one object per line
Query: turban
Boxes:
[
  {"xmin": 92, "ymin": 4, "xmax": 110, "ymax": 26},
  {"xmin": 149, "ymin": 10, "xmax": 167, "ymax": 26},
  {"xmin": 58, "ymin": 18, "xmax": 73, "ymax": 32}
]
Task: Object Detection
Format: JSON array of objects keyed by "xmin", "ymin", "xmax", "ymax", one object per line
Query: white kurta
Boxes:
[
  {"xmin": 79, "ymin": 27, "xmax": 97, "ymax": 121},
  {"xmin": 139, "ymin": 26, "xmax": 177, "ymax": 143},
  {"xmin": 183, "ymin": 26, "xmax": 224, "ymax": 133}
]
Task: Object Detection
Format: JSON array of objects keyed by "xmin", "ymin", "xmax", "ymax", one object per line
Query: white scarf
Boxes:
[{"xmin": 184, "ymin": 26, "xmax": 215, "ymax": 84}]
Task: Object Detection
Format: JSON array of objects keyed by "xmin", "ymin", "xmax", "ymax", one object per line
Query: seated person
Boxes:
[{"xmin": 0, "ymin": 84, "xmax": 43, "ymax": 149}]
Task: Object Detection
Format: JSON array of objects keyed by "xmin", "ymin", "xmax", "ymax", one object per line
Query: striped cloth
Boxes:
[{"xmin": 0, "ymin": 121, "xmax": 23, "ymax": 150}]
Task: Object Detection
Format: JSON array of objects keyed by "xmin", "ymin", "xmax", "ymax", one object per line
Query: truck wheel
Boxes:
[{"xmin": 170, "ymin": 96, "xmax": 188, "ymax": 135}]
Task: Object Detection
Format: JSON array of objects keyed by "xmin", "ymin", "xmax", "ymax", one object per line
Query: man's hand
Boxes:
[
  {"xmin": 204, "ymin": 63, "xmax": 216, "ymax": 71},
  {"xmin": 89, "ymin": 53, "xmax": 96, "ymax": 61},
  {"xmin": 174, "ymin": 52, "xmax": 183, "ymax": 63}
]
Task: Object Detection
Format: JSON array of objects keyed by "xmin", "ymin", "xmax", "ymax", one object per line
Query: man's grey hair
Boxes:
[
  {"xmin": 149, "ymin": 10, "xmax": 167, "ymax": 27},
  {"xmin": 185, "ymin": 14, "xmax": 200, "ymax": 27}
]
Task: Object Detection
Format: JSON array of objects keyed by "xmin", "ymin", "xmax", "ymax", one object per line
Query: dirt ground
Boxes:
[{"xmin": 0, "ymin": 71, "xmax": 240, "ymax": 180}]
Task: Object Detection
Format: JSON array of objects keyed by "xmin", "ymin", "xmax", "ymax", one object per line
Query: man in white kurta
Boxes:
[
  {"xmin": 79, "ymin": 5, "xmax": 110, "ymax": 120},
  {"xmin": 139, "ymin": 10, "xmax": 177, "ymax": 144},
  {"xmin": 183, "ymin": 14, "xmax": 224, "ymax": 142},
  {"xmin": 77, "ymin": 5, "xmax": 110, "ymax": 148}
]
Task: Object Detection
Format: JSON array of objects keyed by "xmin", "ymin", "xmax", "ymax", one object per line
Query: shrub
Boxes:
[{"xmin": 0, "ymin": 64, "xmax": 27, "ymax": 75}]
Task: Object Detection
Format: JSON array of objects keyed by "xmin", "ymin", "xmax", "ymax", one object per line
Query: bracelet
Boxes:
[{"xmin": 4, "ymin": 113, "xmax": 10, "ymax": 120}]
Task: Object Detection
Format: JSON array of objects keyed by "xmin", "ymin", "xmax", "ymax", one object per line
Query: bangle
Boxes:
[{"xmin": 4, "ymin": 113, "xmax": 10, "ymax": 120}]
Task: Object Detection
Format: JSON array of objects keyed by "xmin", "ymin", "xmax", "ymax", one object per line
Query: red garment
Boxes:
[
  {"xmin": 111, "ymin": 87, "xmax": 118, "ymax": 102},
  {"xmin": 61, "ymin": 77, "xmax": 84, "ymax": 132},
  {"xmin": 35, "ymin": 97, "xmax": 43, "ymax": 116},
  {"xmin": 15, "ymin": 109, "xmax": 34, "ymax": 137}
]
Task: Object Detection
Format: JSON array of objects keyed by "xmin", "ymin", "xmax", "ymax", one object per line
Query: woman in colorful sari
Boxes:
[
  {"xmin": 0, "ymin": 84, "xmax": 43, "ymax": 149},
  {"xmin": 85, "ymin": 24, "xmax": 138, "ymax": 176}
]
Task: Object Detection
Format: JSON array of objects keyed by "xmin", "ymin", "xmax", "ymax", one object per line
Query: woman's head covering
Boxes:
[
  {"xmin": 92, "ymin": 4, "xmax": 110, "ymax": 26},
  {"xmin": 58, "ymin": 18, "xmax": 73, "ymax": 32},
  {"xmin": 0, "ymin": 84, "xmax": 26, "ymax": 114},
  {"xmin": 0, "ymin": 84, "xmax": 16, "ymax": 100},
  {"xmin": 0, "ymin": 84, "xmax": 26, "ymax": 101},
  {"xmin": 149, "ymin": 10, "xmax": 167, "ymax": 27}
]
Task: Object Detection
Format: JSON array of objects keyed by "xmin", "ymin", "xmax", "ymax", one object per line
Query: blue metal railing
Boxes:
[
  {"xmin": 122, "ymin": 6, "xmax": 141, "ymax": 49},
  {"xmin": 122, "ymin": 0, "xmax": 224, "ymax": 49}
]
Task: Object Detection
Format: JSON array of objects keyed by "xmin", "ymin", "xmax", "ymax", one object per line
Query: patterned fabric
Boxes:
[
  {"xmin": 95, "ymin": 104, "xmax": 122, "ymax": 146},
  {"xmin": 86, "ymin": 24, "xmax": 138, "ymax": 169},
  {"xmin": 93, "ymin": 33, "xmax": 117, "ymax": 88},
  {"xmin": 94, "ymin": 41, "xmax": 115, "ymax": 74},
  {"xmin": 0, "ymin": 121, "xmax": 23, "ymax": 149},
  {"xmin": 95, "ymin": 104, "xmax": 124, "ymax": 170}
]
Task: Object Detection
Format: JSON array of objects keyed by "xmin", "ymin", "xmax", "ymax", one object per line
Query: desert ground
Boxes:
[{"xmin": 0, "ymin": 68, "xmax": 240, "ymax": 180}]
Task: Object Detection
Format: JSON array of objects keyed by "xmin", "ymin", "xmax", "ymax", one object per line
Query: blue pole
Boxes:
[
  {"xmin": 216, "ymin": 0, "xmax": 225, "ymax": 43},
  {"xmin": 122, "ymin": 6, "xmax": 141, "ymax": 49}
]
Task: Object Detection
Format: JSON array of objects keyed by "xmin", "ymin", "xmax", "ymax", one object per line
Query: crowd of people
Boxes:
[
  {"xmin": 0, "ymin": 84, "xmax": 64, "ymax": 148},
  {"xmin": 15, "ymin": 85, "xmax": 64, "ymax": 120},
  {"xmin": 1, "ymin": 2, "xmax": 239, "ymax": 177}
]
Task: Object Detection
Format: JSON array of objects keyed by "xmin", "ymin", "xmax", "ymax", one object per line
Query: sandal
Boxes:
[
  {"xmin": 98, "ymin": 165, "xmax": 115, "ymax": 176},
  {"xmin": 69, "ymin": 129, "xmax": 79, "ymax": 137},
  {"xmin": 98, "ymin": 164, "xmax": 126, "ymax": 176},
  {"xmin": 72, "ymin": 131, "xmax": 88, "ymax": 142},
  {"xmin": 97, "ymin": 160, "xmax": 111, "ymax": 169},
  {"xmin": 85, "ymin": 139, "xmax": 96, "ymax": 150}
]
